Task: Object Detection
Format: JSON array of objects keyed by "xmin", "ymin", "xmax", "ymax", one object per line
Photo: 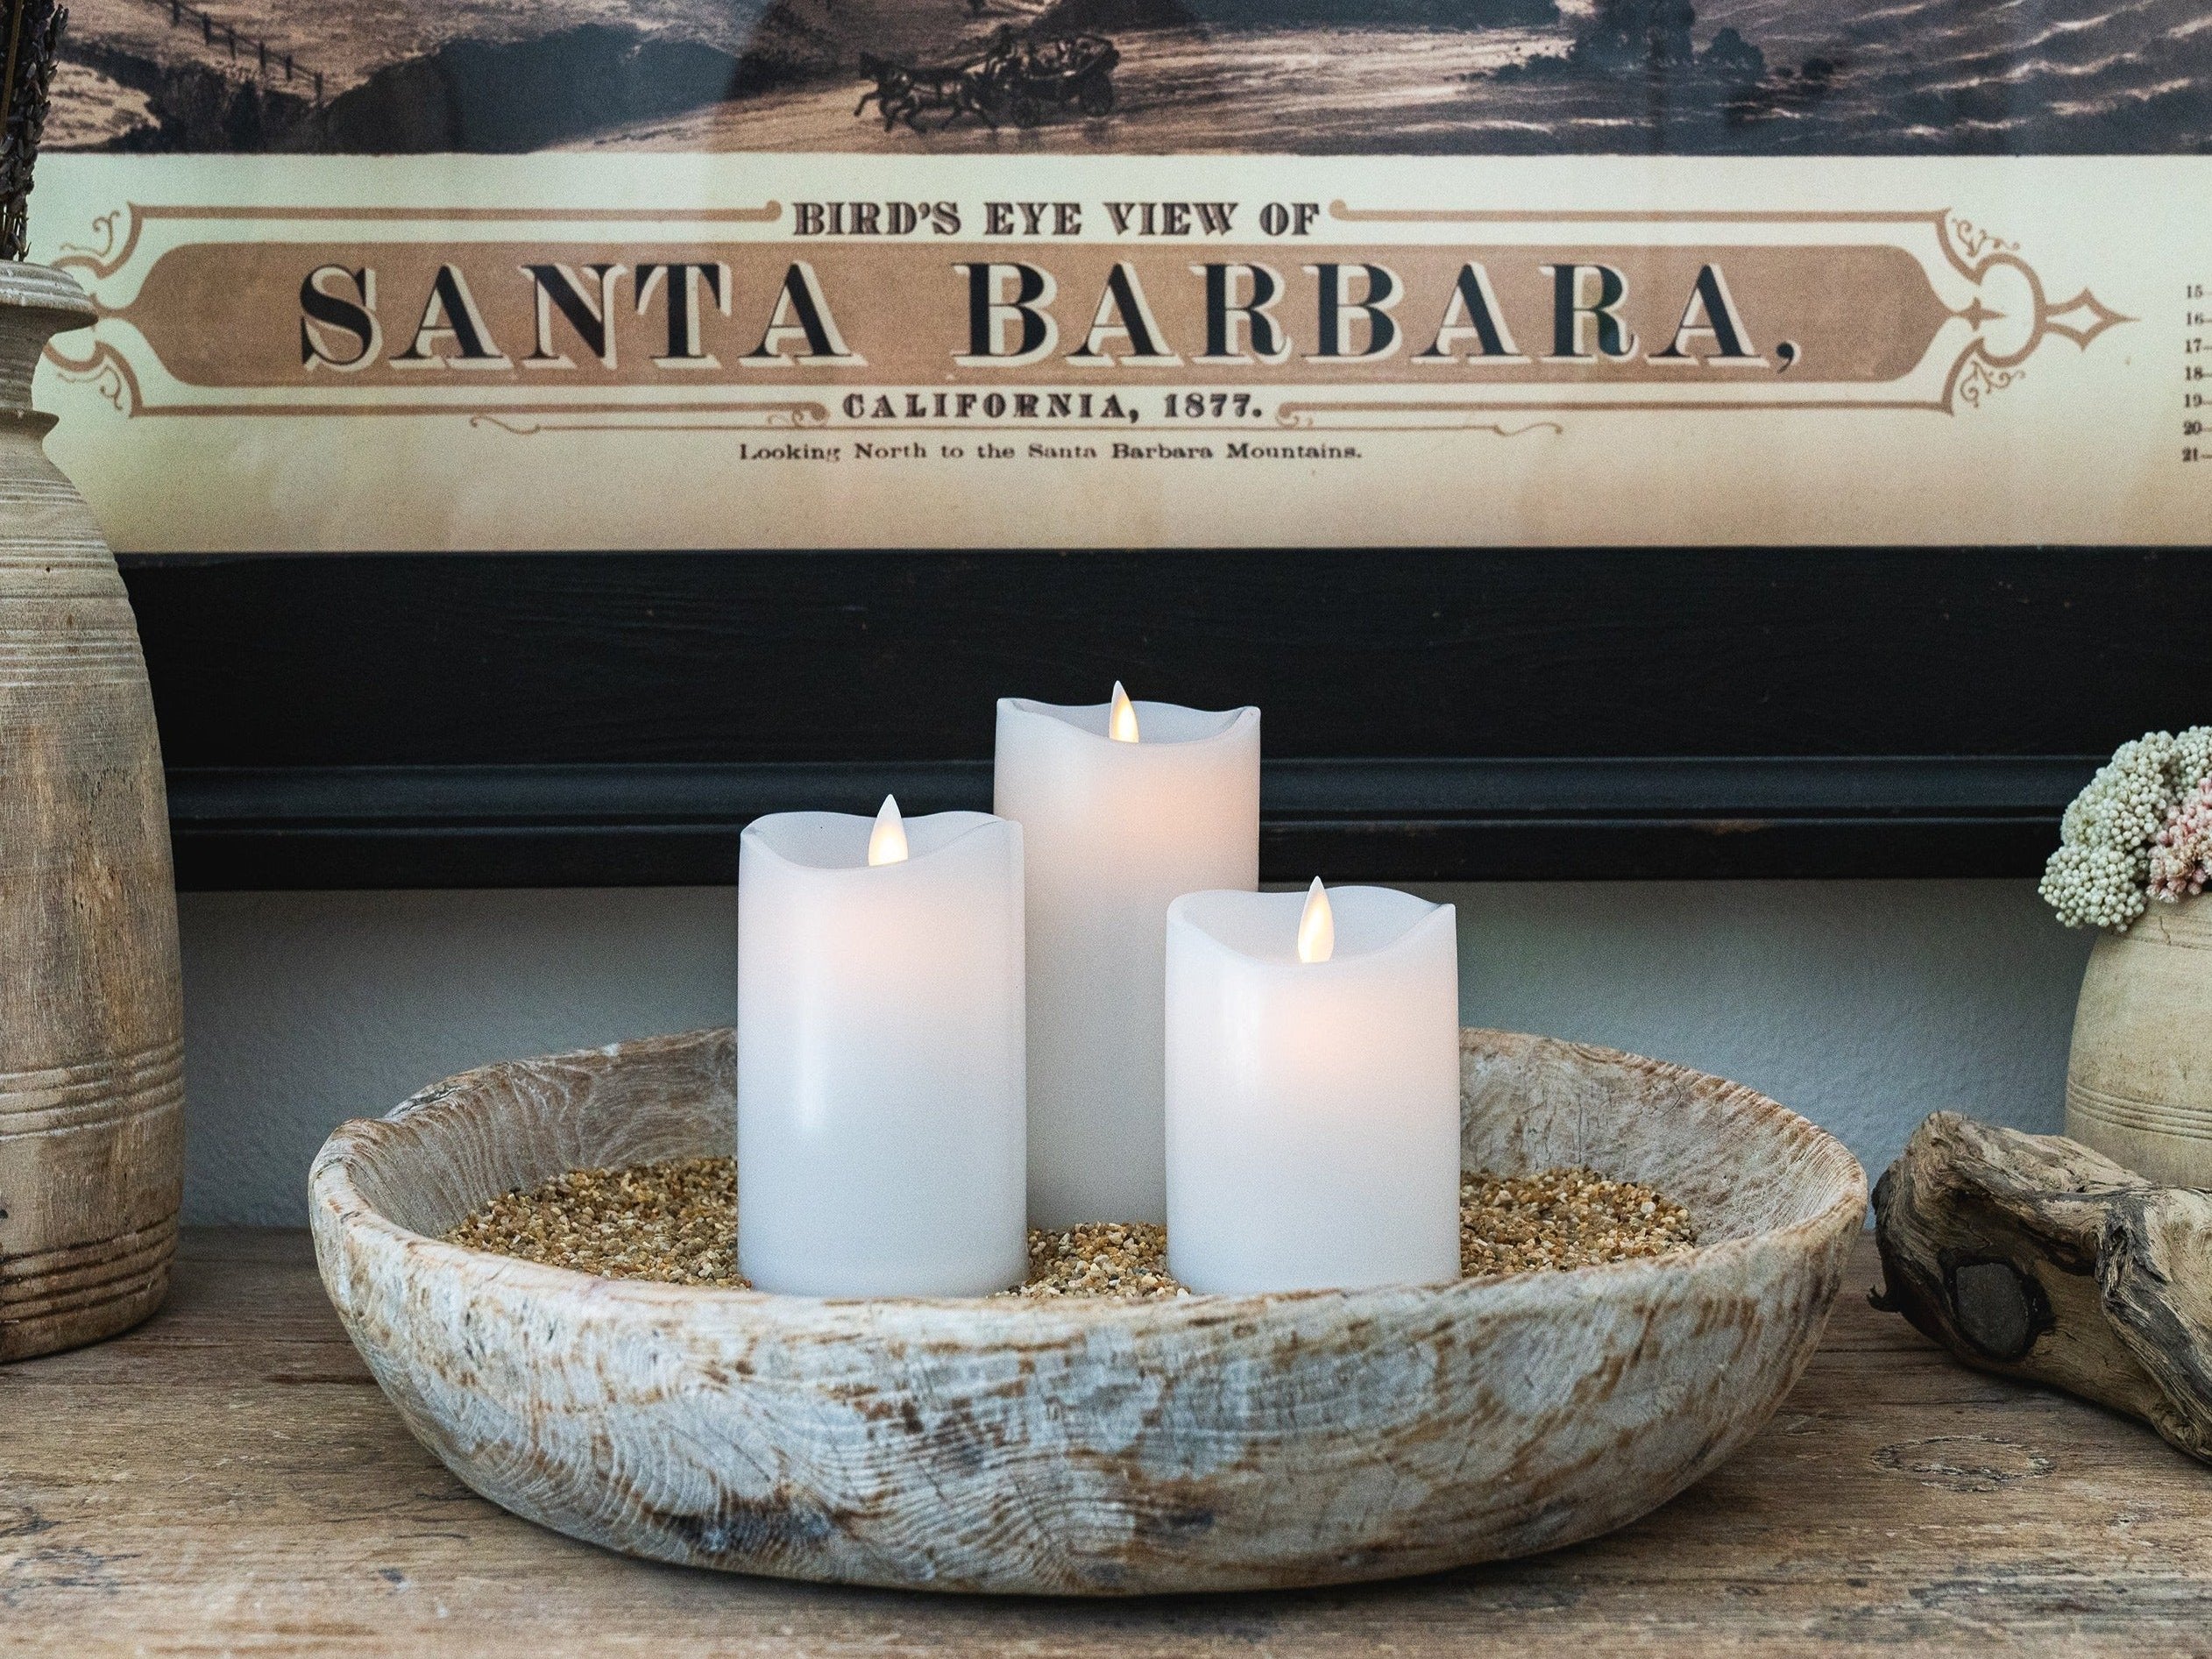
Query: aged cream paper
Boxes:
[{"xmin": 30, "ymin": 151, "xmax": 2208, "ymax": 549}]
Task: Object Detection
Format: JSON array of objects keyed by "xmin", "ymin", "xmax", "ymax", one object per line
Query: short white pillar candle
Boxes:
[
  {"xmin": 738, "ymin": 797, "xmax": 1027, "ymax": 1297},
  {"xmin": 995, "ymin": 686, "xmax": 1260, "ymax": 1228},
  {"xmin": 1165, "ymin": 881, "xmax": 1461, "ymax": 1295}
]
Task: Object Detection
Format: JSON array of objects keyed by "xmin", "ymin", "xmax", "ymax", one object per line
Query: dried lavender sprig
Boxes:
[{"xmin": 0, "ymin": 0, "xmax": 67, "ymax": 263}]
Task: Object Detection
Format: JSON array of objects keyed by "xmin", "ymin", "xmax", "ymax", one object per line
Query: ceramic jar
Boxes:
[{"xmin": 2066, "ymin": 893, "xmax": 2212, "ymax": 1188}]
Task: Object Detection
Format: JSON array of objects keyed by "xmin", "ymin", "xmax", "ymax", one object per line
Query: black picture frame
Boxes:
[{"xmin": 121, "ymin": 547, "xmax": 2197, "ymax": 890}]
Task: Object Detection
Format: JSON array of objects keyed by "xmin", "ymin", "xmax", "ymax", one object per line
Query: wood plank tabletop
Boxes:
[{"xmin": 4, "ymin": 1228, "xmax": 2210, "ymax": 1655}]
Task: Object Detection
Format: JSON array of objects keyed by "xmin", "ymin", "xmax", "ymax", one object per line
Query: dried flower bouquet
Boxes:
[{"xmin": 2042, "ymin": 727, "xmax": 2212, "ymax": 929}]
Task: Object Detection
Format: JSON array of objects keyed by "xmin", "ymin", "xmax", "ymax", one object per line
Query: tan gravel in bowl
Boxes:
[{"xmin": 446, "ymin": 1158, "xmax": 1695, "ymax": 1298}]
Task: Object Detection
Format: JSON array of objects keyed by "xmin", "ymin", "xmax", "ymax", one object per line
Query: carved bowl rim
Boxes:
[{"xmin": 308, "ymin": 1025, "xmax": 1869, "ymax": 1334}]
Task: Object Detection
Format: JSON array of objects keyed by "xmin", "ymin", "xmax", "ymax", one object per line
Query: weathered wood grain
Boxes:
[
  {"xmin": 307, "ymin": 1028, "xmax": 1867, "ymax": 1596},
  {"xmin": 5, "ymin": 1226, "xmax": 2212, "ymax": 1655},
  {"xmin": 1872, "ymin": 1111, "xmax": 2212, "ymax": 1464},
  {"xmin": 0, "ymin": 260, "xmax": 184, "ymax": 1363}
]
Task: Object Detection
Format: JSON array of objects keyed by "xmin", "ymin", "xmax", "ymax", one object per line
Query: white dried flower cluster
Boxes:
[{"xmin": 2041, "ymin": 727, "xmax": 2212, "ymax": 930}]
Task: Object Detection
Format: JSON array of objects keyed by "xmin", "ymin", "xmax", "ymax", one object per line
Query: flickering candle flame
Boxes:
[
  {"xmin": 1109, "ymin": 682, "xmax": 1140, "ymax": 743},
  {"xmin": 1296, "ymin": 878, "xmax": 1336, "ymax": 965},
  {"xmin": 868, "ymin": 794, "xmax": 910, "ymax": 867}
]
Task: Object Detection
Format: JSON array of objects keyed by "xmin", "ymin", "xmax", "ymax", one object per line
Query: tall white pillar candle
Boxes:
[
  {"xmin": 995, "ymin": 689, "xmax": 1260, "ymax": 1228},
  {"xmin": 738, "ymin": 798, "xmax": 1026, "ymax": 1297},
  {"xmin": 1165, "ymin": 882, "xmax": 1461, "ymax": 1295}
]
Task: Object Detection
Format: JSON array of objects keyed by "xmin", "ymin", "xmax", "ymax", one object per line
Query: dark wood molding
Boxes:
[
  {"xmin": 120, "ymin": 548, "xmax": 2201, "ymax": 889},
  {"xmin": 160, "ymin": 754, "xmax": 2094, "ymax": 890}
]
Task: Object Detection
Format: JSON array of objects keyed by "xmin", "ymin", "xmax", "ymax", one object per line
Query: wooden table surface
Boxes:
[{"xmin": 5, "ymin": 1229, "xmax": 2211, "ymax": 1655}]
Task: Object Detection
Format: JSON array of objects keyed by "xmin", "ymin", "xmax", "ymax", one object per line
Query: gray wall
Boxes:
[{"xmin": 179, "ymin": 881, "xmax": 2095, "ymax": 1226}]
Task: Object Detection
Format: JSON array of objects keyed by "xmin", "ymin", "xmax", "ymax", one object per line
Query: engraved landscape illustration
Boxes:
[{"xmin": 46, "ymin": 0, "xmax": 2212, "ymax": 156}]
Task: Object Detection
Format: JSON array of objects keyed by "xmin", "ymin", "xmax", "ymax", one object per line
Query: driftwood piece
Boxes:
[
  {"xmin": 1872, "ymin": 1111, "xmax": 2212, "ymax": 1464},
  {"xmin": 309, "ymin": 1027, "xmax": 1866, "ymax": 1596}
]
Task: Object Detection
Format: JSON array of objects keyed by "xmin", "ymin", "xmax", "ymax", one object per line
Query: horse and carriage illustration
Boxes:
[{"xmin": 856, "ymin": 30, "xmax": 1120, "ymax": 132}]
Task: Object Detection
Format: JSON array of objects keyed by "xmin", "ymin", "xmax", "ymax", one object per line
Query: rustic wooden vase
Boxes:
[
  {"xmin": 2066, "ymin": 894, "xmax": 2212, "ymax": 1188},
  {"xmin": 0, "ymin": 262, "xmax": 184, "ymax": 1362},
  {"xmin": 311, "ymin": 1027, "xmax": 1867, "ymax": 1595}
]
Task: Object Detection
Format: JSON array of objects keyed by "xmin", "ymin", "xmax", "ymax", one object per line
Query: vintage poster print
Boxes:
[{"xmin": 23, "ymin": 0, "xmax": 2212, "ymax": 548}]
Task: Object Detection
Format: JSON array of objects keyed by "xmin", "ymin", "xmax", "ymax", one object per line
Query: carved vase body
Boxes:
[
  {"xmin": 0, "ymin": 263, "xmax": 183, "ymax": 1361},
  {"xmin": 2067, "ymin": 895, "xmax": 2212, "ymax": 1188}
]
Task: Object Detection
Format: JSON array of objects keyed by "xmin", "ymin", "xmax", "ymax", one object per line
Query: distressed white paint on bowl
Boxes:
[{"xmin": 308, "ymin": 1028, "xmax": 1865, "ymax": 1596}]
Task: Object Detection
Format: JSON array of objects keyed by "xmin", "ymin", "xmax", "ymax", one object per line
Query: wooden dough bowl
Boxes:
[{"xmin": 308, "ymin": 1028, "xmax": 1866, "ymax": 1596}]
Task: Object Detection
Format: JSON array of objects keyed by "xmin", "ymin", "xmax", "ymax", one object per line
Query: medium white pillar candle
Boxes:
[
  {"xmin": 738, "ymin": 797, "xmax": 1026, "ymax": 1297},
  {"xmin": 1165, "ymin": 881, "xmax": 1461, "ymax": 1294},
  {"xmin": 995, "ymin": 687, "xmax": 1260, "ymax": 1228}
]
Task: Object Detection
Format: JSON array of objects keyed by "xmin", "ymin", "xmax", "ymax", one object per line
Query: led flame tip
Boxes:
[
  {"xmin": 868, "ymin": 794, "xmax": 910, "ymax": 867},
  {"xmin": 1109, "ymin": 681, "xmax": 1140, "ymax": 743},
  {"xmin": 1297, "ymin": 877, "xmax": 1336, "ymax": 965}
]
